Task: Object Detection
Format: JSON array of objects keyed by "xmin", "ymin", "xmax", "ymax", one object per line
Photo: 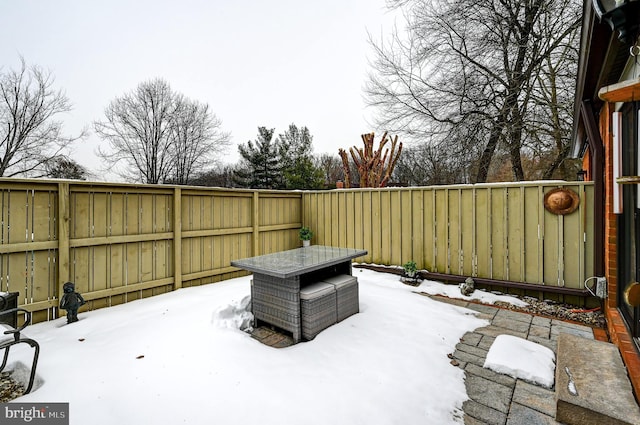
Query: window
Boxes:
[{"xmin": 618, "ymin": 101, "xmax": 640, "ymax": 341}]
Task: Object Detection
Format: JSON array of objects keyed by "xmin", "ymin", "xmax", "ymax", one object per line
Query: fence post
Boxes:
[
  {"xmin": 253, "ymin": 191, "xmax": 260, "ymax": 256},
  {"xmin": 57, "ymin": 183, "xmax": 70, "ymax": 314},
  {"xmin": 173, "ymin": 187, "xmax": 182, "ymax": 290}
]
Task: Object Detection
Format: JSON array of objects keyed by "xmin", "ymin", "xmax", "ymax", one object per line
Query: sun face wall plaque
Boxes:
[{"xmin": 543, "ymin": 188, "xmax": 580, "ymax": 215}]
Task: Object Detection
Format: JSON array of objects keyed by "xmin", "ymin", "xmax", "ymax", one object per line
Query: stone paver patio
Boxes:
[{"xmin": 432, "ymin": 295, "xmax": 598, "ymax": 425}]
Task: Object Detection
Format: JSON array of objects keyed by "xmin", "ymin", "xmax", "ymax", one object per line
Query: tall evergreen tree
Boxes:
[
  {"xmin": 278, "ymin": 124, "xmax": 324, "ymax": 189},
  {"xmin": 235, "ymin": 127, "xmax": 282, "ymax": 189}
]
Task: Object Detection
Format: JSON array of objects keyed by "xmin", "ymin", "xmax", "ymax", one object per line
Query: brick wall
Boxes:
[
  {"xmin": 598, "ymin": 102, "xmax": 640, "ymax": 398},
  {"xmin": 600, "ymin": 102, "xmax": 619, "ymax": 307}
]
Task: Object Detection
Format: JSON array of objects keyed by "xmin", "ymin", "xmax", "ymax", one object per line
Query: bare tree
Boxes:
[
  {"xmin": 95, "ymin": 79, "xmax": 175, "ymax": 183},
  {"xmin": 393, "ymin": 143, "xmax": 469, "ymax": 186},
  {"xmin": 189, "ymin": 163, "xmax": 237, "ymax": 187},
  {"xmin": 338, "ymin": 132, "xmax": 402, "ymax": 188},
  {"xmin": 170, "ymin": 97, "xmax": 230, "ymax": 184},
  {"xmin": 45, "ymin": 156, "xmax": 88, "ymax": 180},
  {"xmin": 314, "ymin": 153, "xmax": 344, "ymax": 186},
  {"xmin": 366, "ymin": 0, "xmax": 581, "ymax": 183},
  {"xmin": 94, "ymin": 78, "xmax": 229, "ymax": 184},
  {"xmin": 525, "ymin": 26, "xmax": 580, "ymax": 180},
  {"xmin": 0, "ymin": 57, "xmax": 83, "ymax": 177}
]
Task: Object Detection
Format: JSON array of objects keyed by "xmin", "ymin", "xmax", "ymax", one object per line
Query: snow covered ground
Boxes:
[
  {"xmin": 415, "ymin": 276, "xmax": 530, "ymax": 308},
  {"xmin": 484, "ymin": 334, "xmax": 556, "ymax": 388},
  {"xmin": 5, "ymin": 268, "xmax": 552, "ymax": 425}
]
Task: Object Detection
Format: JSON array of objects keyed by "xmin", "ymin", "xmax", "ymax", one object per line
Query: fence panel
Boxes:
[
  {"xmin": 0, "ymin": 184, "xmax": 58, "ymax": 322},
  {"xmin": 0, "ymin": 181, "xmax": 304, "ymax": 322},
  {"xmin": 258, "ymin": 193, "xmax": 301, "ymax": 255},
  {"xmin": 302, "ymin": 182, "xmax": 594, "ymax": 292}
]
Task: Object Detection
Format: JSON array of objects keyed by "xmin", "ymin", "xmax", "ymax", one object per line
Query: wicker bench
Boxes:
[
  {"xmin": 321, "ymin": 274, "xmax": 359, "ymax": 322},
  {"xmin": 300, "ymin": 282, "xmax": 337, "ymax": 340}
]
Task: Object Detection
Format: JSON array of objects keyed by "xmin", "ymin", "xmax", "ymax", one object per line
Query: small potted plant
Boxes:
[
  {"xmin": 402, "ymin": 260, "xmax": 418, "ymax": 278},
  {"xmin": 299, "ymin": 226, "xmax": 313, "ymax": 247}
]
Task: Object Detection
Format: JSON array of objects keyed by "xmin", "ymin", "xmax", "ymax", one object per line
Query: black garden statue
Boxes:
[{"xmin": 59, "ymin": 282, "xmax": 86, "ymax": 324}]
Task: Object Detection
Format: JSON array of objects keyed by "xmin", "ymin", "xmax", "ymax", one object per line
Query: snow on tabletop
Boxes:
[
  {"xmin": 10, "ymin": 268, "xmax": 489, "ymax": 425},
  {"xmin": 483, "ymin": 334, "xmax": 556, "ymax": 388}
]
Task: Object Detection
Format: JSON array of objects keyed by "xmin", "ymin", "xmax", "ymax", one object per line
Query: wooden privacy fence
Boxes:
[
  {"xmin": 0, "ymin": 180, "xmax": 302, "ymax": 323},
  {"xmin": 302, "ymin": 181, "xmax": 594, "ymax": 295},
  {"xmin": 0, "ymin": 179, "xmax": 594, "ymax": 322}
]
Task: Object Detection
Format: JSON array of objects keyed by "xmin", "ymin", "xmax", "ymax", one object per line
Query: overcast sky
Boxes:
[{"xmin": 1, "ymin": 0, "xmax": 400, "ymax": 179}]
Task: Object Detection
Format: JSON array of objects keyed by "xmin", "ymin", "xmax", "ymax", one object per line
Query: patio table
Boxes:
[{"xmin": 231, "ymin": 245, "xmax": 367, "ymax": 342}]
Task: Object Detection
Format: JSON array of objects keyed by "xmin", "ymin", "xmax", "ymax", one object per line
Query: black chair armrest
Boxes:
[{"xmin": 0, "ymin": 308, "xmax": 31, "ymax": 335}]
